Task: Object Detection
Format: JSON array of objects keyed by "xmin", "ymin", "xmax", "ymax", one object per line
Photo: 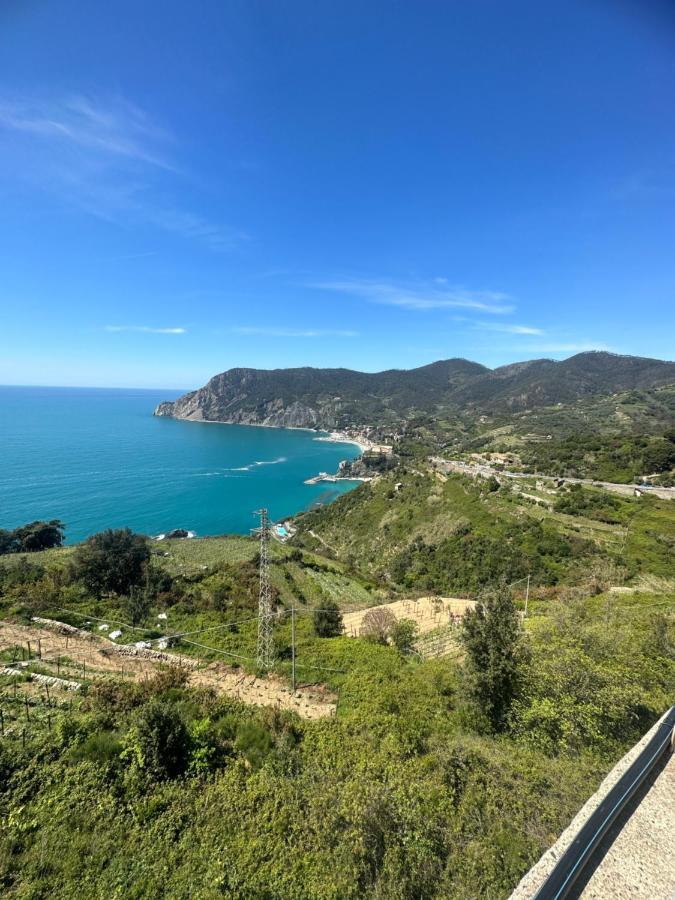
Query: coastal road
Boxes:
[{"xmin": 431, "ymin": 458, "xmax": 675, "ymax": 501}]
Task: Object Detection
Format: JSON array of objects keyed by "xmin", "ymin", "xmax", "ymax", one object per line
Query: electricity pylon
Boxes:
[{"xmin": 256, "ymin": 508, "xmax": 274, "ymax": 669}]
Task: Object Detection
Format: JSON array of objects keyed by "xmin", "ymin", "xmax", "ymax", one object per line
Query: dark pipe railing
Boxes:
[{"xmin": 533, "ymin": 705, "xmax": 675, "ymax": 900}]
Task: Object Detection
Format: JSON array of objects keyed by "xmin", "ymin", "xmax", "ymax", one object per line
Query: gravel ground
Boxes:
[{"xmin": 510, "ymin": 710, "xmax": 675, "ymax": 899}]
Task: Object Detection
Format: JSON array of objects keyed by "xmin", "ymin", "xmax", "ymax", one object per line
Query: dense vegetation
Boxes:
[
  {"xmin": 0, "ymin": 547, "xmax": 672, "ymax": 897},
  {"xmin": 296, "ymin": 470, "xmax": 609, "ymax": 587},
  {"xmin": 0, "ymin": 463, "xmax": 673, "ymax": 897},
  {"xmin": 521, "ymin": 430, "xmax": 675, "ymax": 483},
  {"xmin": 553, "ymin": 484, "xmax": 623, "ymax": 523},
  {"xmin": 389, "ymin": 519, "xmax": 592, "ymax": 593}
]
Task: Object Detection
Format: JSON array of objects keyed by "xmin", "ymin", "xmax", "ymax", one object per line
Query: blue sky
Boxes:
[{"xmin": 1, "ymin": 0, "xmax": 674, "ymax": 389}]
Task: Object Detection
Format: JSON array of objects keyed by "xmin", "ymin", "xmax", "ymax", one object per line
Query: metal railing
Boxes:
[{"xmin": 533, "ymin": 705, "xmax": 675, "ymax": 899}]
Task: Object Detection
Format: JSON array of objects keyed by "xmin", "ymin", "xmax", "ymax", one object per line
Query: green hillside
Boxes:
[
  {"xmin": 0, "ymin": 471, "xmax": 673, "ymax": 898},
  {"xmin": 292, "ymin": 467, "xmax": 674, "ymax": 591},
  {"xmin": 155, "ymin": 352, "xmax": 675, "ymax": 434}
]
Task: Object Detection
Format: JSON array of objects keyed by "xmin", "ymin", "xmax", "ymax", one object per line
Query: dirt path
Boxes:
[
  {"xmin": 0, "ymin": 621, "xmax": 336, "ymax": 720},
  {"xmin": 308, "ymin": 529, "xmax": 335, "ymax": 553},
  {"xmin": 342, "ymin": 595, "xmax": 475, "ymax": 637}
]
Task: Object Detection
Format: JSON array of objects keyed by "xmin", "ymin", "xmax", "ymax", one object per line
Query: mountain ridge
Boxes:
[{"xmin": 154, "ymin": 351, "xmax": 675, "ymax": 431}]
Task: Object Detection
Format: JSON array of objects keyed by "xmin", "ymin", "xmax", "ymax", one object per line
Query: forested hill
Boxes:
[{"xmin": 154, "ymin": 352, "xmax": 675, "ymax": 430}]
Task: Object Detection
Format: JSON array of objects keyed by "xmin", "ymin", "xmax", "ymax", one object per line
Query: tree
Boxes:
[
  {"xmin": 360, "ymin": 607, "xmax": 396, "ymax": 644},
  {"xmin": 460, "ymin": 585, "xmax": 523, "ymax": 731},
  {"xmin": 0, "ymin": 529, "xmax": 19, "ymax": 555},
  {"xmin": 391, "ymin": 618, "xmax": 419, "ymax": 653},
  {"xmin": 313, "ymin": 599, "xmax": 343, "ymax": 637},
  {"xmin": 642, "ymin": 439, "xmax": 675, "ymax": 475},
  {"xmin": 74, "ymin": 528, "xmax": 150, "ymax": 597},
  {"xmin": 126, "ymin": 590, "xmax": 152, "ymax": 626},
  {"xmin": 10, "ymin": 520, "xmax": 65, "ymax": 553}
]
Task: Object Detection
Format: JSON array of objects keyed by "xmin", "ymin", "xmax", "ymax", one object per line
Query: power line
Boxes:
[
  {"xmin": 174, "ymin": 638, "xmax": 346, "ymax": 675},
  {"xmin": 178, "ymin": 638, "xmax": 256, "ymax": 663},
  {"xmin": 55, "ymin": 605, "xmax": 270, "ymax": 646},
  {"xmin": 57, "ymin": 607, "xmax": 143, "ymax": 633},
  {"xmin": 293, "ymin": 662, "xmax": 346, "ymax": 674},
  {"xmin": 148, "ymin": 614, "xmax": 262, "ymax": 644},
  {"xmin": 256, "ymin": 508, "xmax": 274, "ymax": 670}
]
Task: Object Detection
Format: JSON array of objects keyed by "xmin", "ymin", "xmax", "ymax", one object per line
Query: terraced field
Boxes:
[{"xmin": 0, "ymin": 620, "xmax": 337, "ymax": 720}]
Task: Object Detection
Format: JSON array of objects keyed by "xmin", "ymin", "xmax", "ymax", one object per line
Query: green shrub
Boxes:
[
  {"xmin": 234, "ymin": 721, "xmax": 273, "ymax": 769},
  {"xmin": 71, "ymin": 730, "xmax": 123, "ymax": 765},
  {"xmin": 391, "ymin": 618, "xmax": 419, "ymax": 653},
  {"xmin": 123, "ymin": 700, "xmax": 191, "ymax": 780},
  {"xmin": 312, "ymin": 599, "xmax": 343, "ymax": 637}
]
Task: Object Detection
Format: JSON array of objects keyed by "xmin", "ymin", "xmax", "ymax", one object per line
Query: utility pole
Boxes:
[
  {"xmin": 524, "ymin": 574, "xmax": 531, "ymax": 619},
  {"xmin": 291, "ymin": 606, "xmax": 296, "ymax": 693},
  {"xmin": 256, "ymin": 508, "xmax": 274, "ymax": 670}
]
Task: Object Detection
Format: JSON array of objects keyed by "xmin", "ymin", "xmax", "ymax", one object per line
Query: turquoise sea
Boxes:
[{"xmin": 0, "ymin": 386, "xmax": 361, "ymax": 544}]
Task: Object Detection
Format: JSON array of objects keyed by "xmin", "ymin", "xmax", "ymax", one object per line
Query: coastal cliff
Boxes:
[
  {"xmin": 155, "ymin": 396, "xmax": 328, "ymax": 429},
  {"xmin": 152, "ymin": 358, "xmax": 490, "ymax": 429},
  {"xmin": 153, "ymin": 370, "xmax": 340, "ymax": 429}
]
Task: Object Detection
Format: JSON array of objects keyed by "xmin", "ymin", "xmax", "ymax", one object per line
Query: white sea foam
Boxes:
[
  {"xmin": 230, "ymin": 456, "xmax": 287, "ymax": 472},
  {"xmin": 255, "ymin": 456, "xmax": 287, "ymax": 466},
  {"xmin": 189, "ymin": 470, "xmax": 246, "ymax": 478}
]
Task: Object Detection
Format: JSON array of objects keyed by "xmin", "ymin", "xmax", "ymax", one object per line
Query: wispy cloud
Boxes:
[
  {"xmin": 612, "ymin": 168, "xmax": 675, "ymax": 201},
  {"xmin": 0, "ymin": 94, "xmax": 174, "ymax": 169},
  {"xmin": 142, "ymin": 207, "xmax": 245, "ymax": 252},
  {"xmin": 231, "ymin": 326, "xmax": 359, "ymax": 338},
  {"xmin": 0, "ymin": 93, "xmax": 241, "ymax": 251},
  {"xmin": 100, "ymin": 251, "xmax": 159, "ymax": 262},
  {"xmin": 476, "ymin": 322, "xmax": 544, "ymax": 335},
  {"xmin": 310, "ymin": 278, "xmax": 514, "ymax": 314},
  {"xmin": 105, "ymin": 325, "xmax": 186, "ymax": 335},
  {"xmin": 521, "ymin": 341, "xmax": 612, "ymax": 353}
]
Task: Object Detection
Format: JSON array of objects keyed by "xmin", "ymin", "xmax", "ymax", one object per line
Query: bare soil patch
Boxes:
[
  {"xmin": 0, "ymin": 621, "xmax": 336, "ymax": 719},
  {"xmin": 342, "ymin": 595, "xmax": 475, "ymax": 638}
]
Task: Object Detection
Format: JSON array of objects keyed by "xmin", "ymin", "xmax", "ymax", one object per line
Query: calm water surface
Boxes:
[{"xmin": 0, "ymin": 386, "xmax": 361, "ymax": 543}]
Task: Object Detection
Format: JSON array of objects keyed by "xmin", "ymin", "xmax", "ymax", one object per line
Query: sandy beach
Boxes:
[{"xmin": 313, "ymin": 431, "xmax": 373, "ymax": 453}]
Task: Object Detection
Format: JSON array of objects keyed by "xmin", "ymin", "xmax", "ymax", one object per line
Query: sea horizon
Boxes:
[{"xmin": 0, "ymin": 383, "xmax": 192, "ymax": 392}]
